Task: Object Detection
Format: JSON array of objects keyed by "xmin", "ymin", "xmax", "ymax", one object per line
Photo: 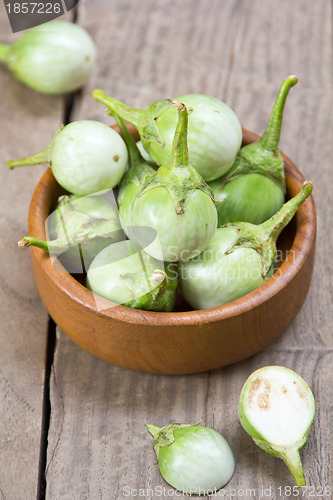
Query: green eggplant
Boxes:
[
  {"xmin": 129, "ymin": 101, "xmax": 217, "ymax": 262},
  {"xmin": 179, "ymin": 181, "xmax": 312, "ymax": 309},
  {"xmin": 239, "ymin": 366, "xmax": 315, "ymax": 486},
  {"xmin": 19, "ymin": 192, "xmax": 124, "ymax": 272},
  {"xmin": 92, "ymin": 91, "xmax": 242, "ymax": 182},
  {"xmin": 0, "ymin": 21, "xmax": 96, "ymax": 95},
  {"xmin": 209, "ymin": 75, "xmax": 298, "ymax": 225},
  {"xmin": 147, "ymin": 422, "xmax": 235, "ymax": 494},
  {"xmin": 113, "ymin": 115, "xmax": 157, "ymax": 239},
  {"xmin": 7, "ymin": 120, "xmax": 128, "ymax": 196},
  {"xmin": 87, "ymin": 240, "xmax": 178, "ymax": 312}
]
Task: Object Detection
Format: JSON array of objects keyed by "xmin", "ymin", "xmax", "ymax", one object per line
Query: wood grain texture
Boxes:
[
  {"xmin": 73, "ymin": 0, "xmax": 240, "ymax": 120},
  {"xmin": 38, "ymin": 0, "xmax": 332, "ymax": 497},
  {"xmin": 0, "ymin": 4, "xmax": 70, "ymax": 499},
  {"xmin": 47, "ymin": 334, "xmax": 332, "ymax": 499}
]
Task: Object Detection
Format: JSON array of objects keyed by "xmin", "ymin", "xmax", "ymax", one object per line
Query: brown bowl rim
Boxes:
[{"xmin": 28, "ymin": 128, "xmax": 317, "ymax": 327}]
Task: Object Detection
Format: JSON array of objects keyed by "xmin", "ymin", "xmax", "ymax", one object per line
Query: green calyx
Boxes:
[
  {"xmin": 18, "ymin": 194, "xmax": 122, "ymax": 256},
  {"xmin": 0, "ymin": 43, "xmax": 11, "ymax": 64},
  {"xmin": 0, "ymin": 41, "xmax": 20, "ymax": 71},
  {"xmin": 137, "ymin": 101, "xmax": 215, "ymax": 214},
  {"xmin": 224, "ymin": 181, "xmax": 312, "ymax": 277},
  {"xmin": 147, "ymin": 422, "xmax": 201, "ymax": 460},
  {"xmin": 123, "ymin": 267, "xmax": 176, "ymax": 312},
  {"xmin": 219, "ymin": 75, "xmax": 298, "ymax": 192},
  {"xmin": 92, "ymin": 89, "xmax": 174, "ymax": 154},
  {"xmin": 53, "ymin": 194, "xmax": 122, "ymax": 248},
  {"xmin": 118, "ymin": 162, "xmax": 156, "ymax": 205}
]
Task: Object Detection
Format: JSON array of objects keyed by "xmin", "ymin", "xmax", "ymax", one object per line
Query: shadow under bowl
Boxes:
[{"xmin": 27, "ymin": 129, "xmax": 316, "ymax": 374}]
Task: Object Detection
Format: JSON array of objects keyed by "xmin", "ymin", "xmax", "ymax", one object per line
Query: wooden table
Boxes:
[{"xmin": 1, "ymin": 1, "xmax": 332, "ymax": 499}]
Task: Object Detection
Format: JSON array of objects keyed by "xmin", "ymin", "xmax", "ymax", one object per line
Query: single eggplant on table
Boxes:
[
  {"xmin": 179, "ymin": 181, "xmax": 312, "ymax": 309},
  {"xmin": 0, "ymin": 21, "xmax": 96, "ymax": 95},
  {"xmin": 93, "ymin": 90, "xmax": 242, "ymax": 182},
  {"xmin": 239, "ymin": 366, "xmax": 315, "ymax": 486},
  {"xmin": 209, "ymin": 75, "xmax": 298, "ymax": 225},
  {"xmin": 147, "ymin": 422, "xmax": 235, "ymax": 494}
]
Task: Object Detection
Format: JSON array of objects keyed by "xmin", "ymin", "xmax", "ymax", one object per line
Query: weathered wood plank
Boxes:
[
  {"xmin": 47, "ymin": 334, "xmax": 332, "ymax": 499},
  {"xmin": 0, "ymin": 4, "xmax": 69, "ymax": 498},
  {"xmin": 47, "ymin": 333, "xmax": 209, "ymax": 500},
  {"xmin": 73, "ymin": 0, "xmax": 240, "ymax": 118},
  {"xmin": 46, "ymin": 0, "xmax": 332, "ymax": 498},
  {"xmin": 221, "ymin": 0, "xmax": 333, "ymax": 98}
]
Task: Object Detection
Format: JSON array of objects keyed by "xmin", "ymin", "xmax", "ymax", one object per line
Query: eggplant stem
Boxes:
[
  {"xmin": 18, "ymin": 236, "xmax": 49, "ymax": 252},
  {"xmin": 7, "ymin": 148, "xmax": 49, "ymax": 169},
  {"xmin": 282, "ymin": 447, "xmax": 306, "ymax": 487},
  {"xmin": 170, "ymin": 101, "xmax": 190, "ymax": 168},
  {"xmin": 18, "ymin": 236, "xmax": 67, "ymax": 255},
  {"xmin": 151, "ymin": 270, "xmax": 166, "ymax": 284},
  {"xmin": 0, "ymin": 43, "xmax": 10, "ymax": 63},
  {"xmin": 18, "ymin": 238, "xmax": 32, "ymax": 248},
  {"xmin": 92, "ymin": 89, "xmax": 141, "ymax": 128},
  {"xmin": 112, "ymin": 114, "xmax": 143, "ymax": 167},
  {"xmin": 260, "ymin": 181, "xmax": 312, "ymax": 242},
  {"xmin": 260, "ymin": 75, "xmax": 298, "ymax": 152}
]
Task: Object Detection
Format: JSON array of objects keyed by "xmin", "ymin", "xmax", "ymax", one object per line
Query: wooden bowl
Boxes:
[{"xmin": 27, "ymin": 129, "xmax": 316, "ymax": 374}]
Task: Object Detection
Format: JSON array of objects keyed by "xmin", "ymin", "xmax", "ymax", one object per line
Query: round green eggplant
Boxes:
[
  {"xmin": 130, "ymin": 101, "xmax": 217, "ymax": 262},
  {"xmin": 8, "ymin": 120, "xmax": 128, "ymax": 196},
  {"xmin": 87, "ymin": 240, "xmax": 178, "ymax": 312},
  {"xmin": 93, "ymin": 91, "xmax": 242, "ymax": 182},
  {"xmin": 210, "ymin": 173, "xmax": 285, "ymax": 226},
  {"xmin": 209, "ymin": 75, "xmax": 298, "ymax": 225},
  {"xmin": 19, "ymin": 192, "xmax": 124, "ymax": 272},
  {"xmin": 179, "ymin": 181, "xmax": 312, "ymax": 309},
  {"xmin": 180, "ymin": 226, "xmax": 265, "ymax": 309},
  {"xmin": 147, "ymin": 422, "xmax": 235, "ymax": 495},
  {"xmin": 0, "ymin": 21, "xmax": 96, "ymax": 95},
  {"xmin": 132, "ymin": 187, "xmax": 217, "ymax": 262},
  {"xmin": 112, "ymin": 115, "xmax": 157, "ymax": 238}
]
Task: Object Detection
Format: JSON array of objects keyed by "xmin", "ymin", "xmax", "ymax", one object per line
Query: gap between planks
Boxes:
[{"xmin": 36, "ymin": 10, "xmax": 80, "ymax": 497}]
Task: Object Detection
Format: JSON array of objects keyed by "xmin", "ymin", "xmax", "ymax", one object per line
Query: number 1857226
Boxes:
[{"xmin": 6, "ymin": 3, "xmax": 62, "ymax": 14}]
